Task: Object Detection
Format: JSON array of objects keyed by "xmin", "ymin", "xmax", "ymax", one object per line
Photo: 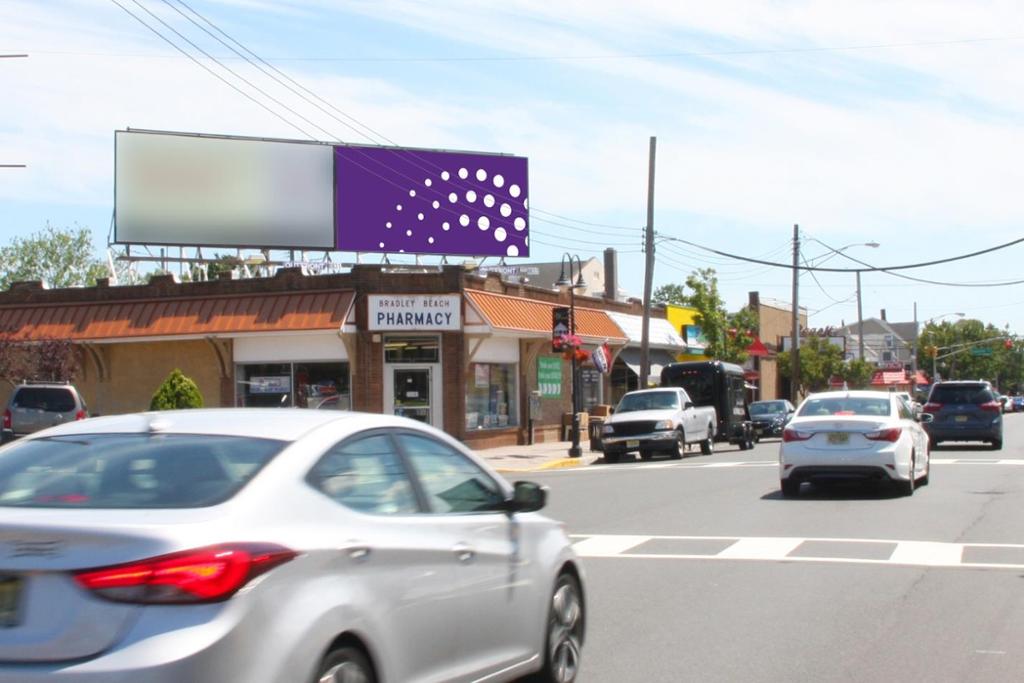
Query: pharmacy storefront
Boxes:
[{"xmin": 368, "ymin": 294, "xmax": 461, "ymax": 430}]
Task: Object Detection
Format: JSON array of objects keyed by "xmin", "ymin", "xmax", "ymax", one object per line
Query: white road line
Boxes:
[
  {"xmin": 571, "ymin": 535, "xmax": 649, "ymax": 556},
  {"xmin": 930, "ymin": 458, "xmax": 1024, "ymax": 466},
  {"xmin": 889, "ymin": 541, "xmax": 963, "ymax": 566},
  {"xmin": 546, "ymin": 458, "xmax": 1024, "ymax": 474},
  {"xmin": 569, "ymin": 534, "xmax": 1024, "ymax": 570},
  {"xmin": 718, "ymin": 537, "xmax": 804, "ymax": 560}
]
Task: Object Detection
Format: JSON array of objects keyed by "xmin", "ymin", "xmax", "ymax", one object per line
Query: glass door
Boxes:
[{"xmin": 392, "ymin": 367, "xmax": 432, "ymax": 424}]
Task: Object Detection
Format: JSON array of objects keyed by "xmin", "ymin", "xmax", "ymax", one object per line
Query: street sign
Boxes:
[{"xmin": 970, "ymin": 347, "xmax": 993, "ymax": 357}]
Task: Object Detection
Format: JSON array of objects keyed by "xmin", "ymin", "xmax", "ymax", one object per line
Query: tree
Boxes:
[
  {"xmin": 777, "ymin": 336, "xmax": 846, "ymax": 393},
  {"xmin": 665, "ymin": 268, "xmax": 758, "ymax": 364},
  {"xmin": 0, "ymin": 334, "xmax": 81, "ymax": 386},
  {"xmin": 839, "ymin": 358, "xmax": 875, "ymax": 389},
  {"xmin": 150, "ymin": 369, "xmax": 204, "ymax": 410},
  {"xmin": 0, "ymin": 223, "xmax": 107, "ymax": 291}
]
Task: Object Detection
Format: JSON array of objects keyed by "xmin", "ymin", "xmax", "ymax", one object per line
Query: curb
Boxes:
[{"xmin": 494, "ymin": 456, "xmax": 594, "ymax": 474}]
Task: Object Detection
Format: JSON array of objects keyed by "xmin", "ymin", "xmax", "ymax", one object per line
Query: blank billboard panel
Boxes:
[
  {"xmin": 335, "ymin": 146, "xmax": 529, "ymax": 257},
  {"xmin": 115, "ymin": 131, "xmax": 335, "ymax": 249}
]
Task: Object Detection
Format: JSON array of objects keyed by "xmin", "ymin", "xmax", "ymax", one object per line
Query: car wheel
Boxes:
[
  {"xmin": 899, "ymin": 455, "xmax": 916, "ymax": 496},
  {"xmin": 639, "ymin": 449, "xmax": 654, "ymax": 461},
  {"xmin": 315, "ymin": 645, "xmax": 375, "ymax": 683},
  {"xmin": 919, "ymin": 458, "xmax": 930, "ymax": 486},
  {"xmin": 781, "ymin": 479, "xmax": 800, "ymax": 498},
  {"xmin": 667, "ymin": 432, "xmax": 684, "ymax": 458},
  {"xmin": 700, "ymin": 430, "xmax": 714, "ymax": 455},
  {"xmin": 537, "ymin": 573, "xmax": 584, "ymax": 683},
  {"xmin": 991, "ymin": 438, "xmax": 1003, "ymax": 451}
]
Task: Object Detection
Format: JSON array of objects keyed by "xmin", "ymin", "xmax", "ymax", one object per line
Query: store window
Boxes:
[
  {"xmin": 237, "ymin": 362, "xmax": 350, "ymax": 410},
  {"xmin": 465, "ymin": 363, "xmax": 518, "ymax": 430},
  {"xmin": 384, "ymin": 336, "xmax": 439, "ymax": 363}
]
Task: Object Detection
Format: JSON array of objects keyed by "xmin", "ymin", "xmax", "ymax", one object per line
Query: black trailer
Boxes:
[{"xmin": 660, "ymin": 360, "xmax": 757, "ymax": 450}]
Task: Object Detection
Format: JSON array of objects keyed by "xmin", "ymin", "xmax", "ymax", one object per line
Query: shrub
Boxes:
[{"xmin": 150, "ymin": 369, "xmax": 204, "ymax": 410}]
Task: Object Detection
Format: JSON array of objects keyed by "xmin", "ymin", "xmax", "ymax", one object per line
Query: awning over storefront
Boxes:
[
  {"xmin": 0, "ymin": 290, "xmax": 355, "ymax": 341},
  {"xmin": 464, "ymin": 290, "xmax": 628, "ymax": 343},
  {"xmin": 617, "ymin": 347, "xmax": 678, "ymax": 379},
  {"xmin": 746, "ymin": 337, "xmax": 769, "ymax": 357},
  {"xmin": 605, "ymin": 312, "xmax": 687, "ymax": 350},
  {"xmin": 871, "ymin": 369, "xmax": 909, "ymax": 386}
]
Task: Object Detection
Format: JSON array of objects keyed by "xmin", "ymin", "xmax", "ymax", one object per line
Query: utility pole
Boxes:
[
  {"xmin": 791, "ymin": 224, "xmax": 801, "ymax": 403},
  {"xmin": 639, "ymin": 136, "xmax": 657, "ymax": 387},
  {"xmin": 910, "ymin": 301, "xmax": 918, "ymax": 396},
  {"xmin": 856, "ymin": 271, "xmax": 865, "ymax": 360}
]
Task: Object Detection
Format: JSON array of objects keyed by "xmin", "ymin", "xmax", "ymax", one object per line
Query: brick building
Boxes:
[{"xmin": 0, "ymin": 264, "xmax": 661, "ymax": 449}]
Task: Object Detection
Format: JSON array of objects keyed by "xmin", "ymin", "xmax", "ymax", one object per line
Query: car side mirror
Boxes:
[
  {"xmin": 918, "ymin": 413, "xmax": 934, "ymax": 424},
  {"xmin": 508, "ymin": 481, "xmax": 547, "ymax": 514},
  {"xmin": 684, "ymin": 401, "xmax": 694, "ymax": 410}
]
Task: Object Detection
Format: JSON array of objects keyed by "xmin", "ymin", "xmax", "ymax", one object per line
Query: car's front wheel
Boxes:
[
  {"xmin": 670, "ymin": 431, "xmax": 686, "ymax": 459},
  {"xmin": 315, "ymin": 645, "xmax": 375, "ymax": 683},
  {"xmin": 536, "ymin": 572, "xmax": 584, "ymax": 683}
]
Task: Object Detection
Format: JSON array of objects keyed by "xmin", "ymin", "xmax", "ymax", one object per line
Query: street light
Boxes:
[
  {"xmin": 555, "ymin": 253, "xmax": 587, "ymax": 458},
  {"xmin": 804, "ymin": 239, "xmax": 879, "ymax": 360}
]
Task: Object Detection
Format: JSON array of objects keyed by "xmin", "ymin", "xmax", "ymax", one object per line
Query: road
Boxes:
[{"xmin": 531, "ymin": 414, "xmax": 1024, "ymax": 682}]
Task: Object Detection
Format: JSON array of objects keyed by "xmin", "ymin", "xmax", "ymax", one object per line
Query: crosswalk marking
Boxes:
[
  {"xmin": 570, "ymin": 534, "xmax": 1024, "ymax": 570},
  {"xmin": 718, "ymin": 537, "xmax": 804, "ymax": 560}
]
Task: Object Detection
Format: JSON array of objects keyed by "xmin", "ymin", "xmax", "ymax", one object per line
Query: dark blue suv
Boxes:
[{"xmin": 922, "ymin": 381, "xmax": 1003, "ymax": 449}]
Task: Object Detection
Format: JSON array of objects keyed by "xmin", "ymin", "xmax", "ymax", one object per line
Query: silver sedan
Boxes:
[{"xmin": 0, "ymin": 409, "xmax": 585, "ymax": 683}]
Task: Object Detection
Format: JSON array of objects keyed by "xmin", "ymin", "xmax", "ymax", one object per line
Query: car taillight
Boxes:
[
  {"xmin": 2, "ymin": 409, "xmax": 10, "ymax": 430},
  {"xmin": 979, "ymin": 401, "xmax": 1002, "ymax": 413},
  {"xmin": 74, "ymin": 410, "xmax": 86, "ymax": 421},
  {"xmin": 74, "ymin": 544, "xmax": 296, "ymax": 604},
  {"xmin": 783, "ymin": 428, "xmax": 812, "ymax": 442},
  {"xmin": 865, "ymin": 427, "xmax": 902, "ymax": 442},
  {"xmin": 922, "ymin": 403, "xmax": 941, "ymax": 414}
]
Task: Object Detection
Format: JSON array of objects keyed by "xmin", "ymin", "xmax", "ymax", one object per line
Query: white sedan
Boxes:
[
  {"xmin": 779, "ymin": 390, "xmax": 934, "ymax": 497},
  {"xmin": 0, "ymin": 409, "xmax": 584, "ymax": 683}
]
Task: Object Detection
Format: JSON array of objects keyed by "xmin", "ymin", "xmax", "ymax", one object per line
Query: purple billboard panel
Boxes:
[{"xmin": 335, "ymin": 146, "xmax": 528, "ymax": 257}]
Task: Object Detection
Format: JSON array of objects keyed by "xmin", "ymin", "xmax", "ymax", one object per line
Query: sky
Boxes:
[{"xmin": 3, "ymin": 0, "xmax": 1024, "ymax": 334}]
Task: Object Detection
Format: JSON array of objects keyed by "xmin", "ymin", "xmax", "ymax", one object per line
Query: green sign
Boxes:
[
  {"xmin": 970, "ymin": 347, "xmax": 993, "ymax": 357},
  {"xmin": 537, "ymin": 357, "xmax": 562, "ymax": 398}
]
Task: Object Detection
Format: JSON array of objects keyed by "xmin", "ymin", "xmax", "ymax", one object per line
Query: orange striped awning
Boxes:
[
  {"xmin": 465, "ymin": 290, "xmax": 627, "ymax": 343},
  {"xmin": 0, "ymin": 290, "xmax": 354, "ymax": 341}
]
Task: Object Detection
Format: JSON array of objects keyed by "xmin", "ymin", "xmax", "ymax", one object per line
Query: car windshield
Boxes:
[
  {"xmin": 0, "ymin": 434, "xmax": 285, "ymax": 508},
  {"xmin": 929, "ymin": 385, "xmax": 994, "ymax": 404},
  {"xmin": 797, "ymin": 397, "xmax": 892, "ymax": 417},
  {"xmin": 616, "ymin": 391, "xmax": 680, "ymax": 413},
  {"xmin": 13, "ymin": 388, "xmax": 76, "ymax": 412},
  {"xmin": 750, "ymin": 401, "xmax": 787, "ymax": 416}
]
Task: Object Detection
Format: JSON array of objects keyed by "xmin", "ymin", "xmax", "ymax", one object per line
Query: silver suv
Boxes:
[{"xmin": 2, "ymin": 382, "xmax": 88, "ymax": 443}]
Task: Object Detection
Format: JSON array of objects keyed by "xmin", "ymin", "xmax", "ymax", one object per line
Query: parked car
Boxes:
[
  {"xmin": 0, "ymin": 409, "xmax": 584, "ymax": 683},
  {"xmin": 601, "ymin": 387, "xmax": 717, "ymax": 462},
  {"xmin": 779, "ymin": 390, "xmax": 933, "ymax": 497},
  {"xmin": 922, "ymin": 380, "xmax": 1003, "ymax": 449},
  {"xmin": 1, "ymin": 381, "xmax": 88, "ymax": 443},
  {"xmin": 748, "ymin": 399, "xmax": 796, "ymax": 438},
  {"xmin": 1013, "ymin": 396, "xmax": 1024, "ymax": 412}
]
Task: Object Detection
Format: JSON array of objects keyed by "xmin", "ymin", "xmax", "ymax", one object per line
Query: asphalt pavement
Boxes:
[{"xmin": 521, "ymin": 414, "xmax": 1024, "ymax": 682}]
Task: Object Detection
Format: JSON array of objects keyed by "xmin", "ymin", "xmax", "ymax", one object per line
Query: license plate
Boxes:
[
  {"xmin": 955, "ymin": 415, "xmax": 968, "ymax": 423},
  {"xmin": 0, "ymin": 577, "xmax": 22, "ymax": 628},
  {"xmin": 626, "ymin": 440, "xmax": 640, "ymax": 448},
  {"xmin": 827, "ymin": 432, "xmax": 849, "ymax": 445}
]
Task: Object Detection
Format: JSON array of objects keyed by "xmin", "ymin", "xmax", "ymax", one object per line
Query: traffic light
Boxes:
[{"xmin": 928, "ymin": 345, "xmax": 938, "ymax": 358}]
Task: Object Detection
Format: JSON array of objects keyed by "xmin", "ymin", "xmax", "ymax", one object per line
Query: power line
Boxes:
[
  {"xmin": 659, "ymin": 234, "xmax": 1024, "ymax": 273},
  {"xmin": 108, "ymin": 0, "xmax": 318, "ymax": 139}
]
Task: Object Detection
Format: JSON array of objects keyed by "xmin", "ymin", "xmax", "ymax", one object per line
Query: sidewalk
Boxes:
[{"xmin": 473, "ymin": 440, "xmax": 604, "ymax": 473}]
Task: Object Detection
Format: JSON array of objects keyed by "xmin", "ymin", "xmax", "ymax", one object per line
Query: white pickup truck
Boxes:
[{"xmin": 600, "ymin": 388, "xmax": 718, "ymax": 463}]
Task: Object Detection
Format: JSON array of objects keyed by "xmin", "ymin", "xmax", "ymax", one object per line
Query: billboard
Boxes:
[
  {"xmin": 115, "ymin": 130, "xmax": 335, "ymax": 249},
  {"xmin": 335, "ymin": 146, "xmax": 529, "ymax": 257}
]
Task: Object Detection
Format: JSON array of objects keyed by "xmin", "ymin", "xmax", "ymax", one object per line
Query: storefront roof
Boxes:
[
  {"xmin": 464, "ymin": 290, "xmax": 627, "ymax": 343},
  {"xmin": 871, "ymin": 369, "xmax": 909, "ymax": 386},
  {"xmin": 605, "ymin": 312, "xmax": 686, "ymax": 349},
  {"xmin": 0, "ymin": 290, "xmax": 355, "ymax": 341}
]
